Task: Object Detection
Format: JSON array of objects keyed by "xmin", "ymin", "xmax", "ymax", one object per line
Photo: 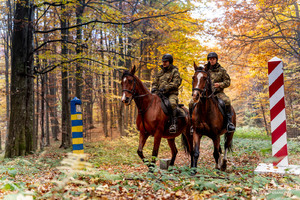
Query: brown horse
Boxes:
[
  {"xmin": 121, "ymin": 66, "xmax": 193, "ymax": 170},
  {"xmin": 191, "ymin": 63, "xmax": 236, "ymax": 174}
]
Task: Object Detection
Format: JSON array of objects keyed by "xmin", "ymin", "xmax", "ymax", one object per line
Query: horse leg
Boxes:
[
  {"xmin": 148, "ymin": 135, "xmax": 162, "ymax": 172},
  {"xmin": 221, "ymin": 131, "xmax": 234, "ymax": 171},
  {"xmin": 137, "ymin": 133, "xmax": 149, "ymax": 164},
  {"xmin": 191, "ymin": 133, "xmax": 202, "ymax": 175},
  {"xmin": 186, "ymin": 127, "xmax": 194, "ymax": 167},
  {"xmin": 167, "ymin": 138, "xmax": 178, "ymax": 166},
  {"xmin": 213, "ymin": 136, "xmax": 222, "ymax": 170}
]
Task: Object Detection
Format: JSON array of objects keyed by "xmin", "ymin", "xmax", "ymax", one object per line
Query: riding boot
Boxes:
[
  {"xmin": 226, "ymin": 105, "xmax": 235, "ymax": 132},
  {"xmin": 169, "ymin": 109, "xmax": 177, "ymax": 133}
]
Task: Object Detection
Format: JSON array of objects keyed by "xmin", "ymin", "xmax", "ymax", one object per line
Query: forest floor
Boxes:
[{"xmin": 0, "ymin": 125, "xmax": 299, "ymax": 199}]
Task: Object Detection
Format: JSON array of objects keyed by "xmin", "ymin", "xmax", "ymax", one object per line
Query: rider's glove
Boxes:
[
  {"xmin": 151, "ymin": 88, "xmax": 157, "ymax": 94},
  {"xmin": 159, "ymin": 81, "xmax": 168, "ymax": 93}
]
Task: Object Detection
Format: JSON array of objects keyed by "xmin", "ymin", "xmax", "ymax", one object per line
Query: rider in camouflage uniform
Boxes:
[
  {"xmin": 151, "ymin": 54, "xmax": 182, "ymax": 133},
  {"xmin": 189, "ymin": 52, "xmax": 235, "ymax": 132}
]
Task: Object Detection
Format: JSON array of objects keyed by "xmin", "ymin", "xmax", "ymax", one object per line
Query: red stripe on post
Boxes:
[
  {"xmin": 269, "ymin": 73, "xmax": 284, "ymax": 98},
  {"xmin": 268, "ymin": 61, "xmax": 281, "ymax": 74},
  {"xmin": 273, "ymin": 144, "xmax": 288, "ymax": 166},
  {"xmin": 270, "ymin": 98, "xmax": 285, "ymax": 121},
  {"xmin": 271, "ymin": 120, "xmax": 287, "ymax": 144}
]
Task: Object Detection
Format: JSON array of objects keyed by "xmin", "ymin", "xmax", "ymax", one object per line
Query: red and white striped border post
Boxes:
[{"xmin": 268, "ymin": 57, "xmax": 288, "ymax": 167}]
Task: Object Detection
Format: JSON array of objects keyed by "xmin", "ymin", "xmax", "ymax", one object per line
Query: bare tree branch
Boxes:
[{"xmin": 35, "ymin": 10, "xmax": 190, "ymax": 34}]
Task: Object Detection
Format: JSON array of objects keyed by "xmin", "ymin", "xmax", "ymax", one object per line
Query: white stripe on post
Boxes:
[{"xmin": 268, "ymin": 57, "xmax": 288, "ymax": 167}]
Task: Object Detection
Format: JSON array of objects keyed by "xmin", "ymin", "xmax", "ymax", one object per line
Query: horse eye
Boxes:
[{"xmin": 192, "ymin": 76, "xmax": 195, "ymax": 80}]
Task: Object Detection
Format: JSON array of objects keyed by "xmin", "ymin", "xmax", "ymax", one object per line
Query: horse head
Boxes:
[
  {"xmin": 192, "ymin": 62, "xmax": 209, "ymax": 103},
  {"xmin": 121, "ymin": 65, "xmax": 137, "ymax": 105}
]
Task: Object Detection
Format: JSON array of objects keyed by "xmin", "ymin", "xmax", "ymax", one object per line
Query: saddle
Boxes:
[
  {"xmin": 215, "ymin": 96, "xmax": 227, "ymax": 128},
  {"xmin": 157, "ymin": 92, "xmax": 187, "ymax": 118}
]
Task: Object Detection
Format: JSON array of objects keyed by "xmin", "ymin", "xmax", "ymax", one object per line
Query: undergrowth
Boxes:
[{"xmin": 0, "ymin": 127, "xmax": 299, "ymax": 199}]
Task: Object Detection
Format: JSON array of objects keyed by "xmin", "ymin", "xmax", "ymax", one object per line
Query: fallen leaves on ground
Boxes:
[{"xmin": 0, "ymin": 134, "xmax": 299, "ymax": 199}]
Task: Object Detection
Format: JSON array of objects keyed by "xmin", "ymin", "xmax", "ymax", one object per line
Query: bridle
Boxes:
[
  {"xmin": 121, "ymin": 72, "xmax": 154, "ymax": 134},
  {"xmin": 122, "ymin": 72, "xmax": 151, "ymax": 105},
  {"xmin": 192, "ymin": 69, "xmax": 214, "ymax": 99},
  {"xmin": 122, "ymin": 73, "xmax": 137, "ymax": 99}
]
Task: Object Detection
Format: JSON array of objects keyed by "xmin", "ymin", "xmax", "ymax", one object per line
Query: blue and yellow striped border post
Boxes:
[{"xmin": 71, "ymin": 97, "xmax": 84, "ymax": 154}]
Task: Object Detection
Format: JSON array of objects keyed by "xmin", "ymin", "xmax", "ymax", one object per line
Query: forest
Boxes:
[{"xmin": 0, "ymin": 0, "xmax": 299, "ymax": 199}]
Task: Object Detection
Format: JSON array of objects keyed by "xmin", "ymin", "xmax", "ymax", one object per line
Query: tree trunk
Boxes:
[
  {"xmin": 126, "ymin": 33, "xmax": 133, "ymax": 127},
  {"xmin": 102, "ymin": 72, "xmax": 108, "ymax": 137},
  {"xmin": 85, "ymin": 69, "xmax": 93, "ymax": 129},
  {"xmin": 60, "ymin": 4, "xmax": 71, "ymax": 149},
  {"xmin": 5, "ymin": 0, "xmax": 34, "ymax": 158},
  {"xmin": 35, "ymin": 75, "xmax": 39, "ymax": 150},
  {"xmin": 109, "ymin": 69, "xmax": 113, "ymax": 138},
  {"xmin": 45, "ymin": 73, "xmax": 50, "ymax": 146},
  {"xmin": 118, "ymin": 23, "xmax": 125, "ymax": 136},
  {"xmin": 40, "ymin": 75, "xmax": 45, "ymax": 150},
  {"xmin": 113, "ymin": 68, "xmax": 117, "ymax": 134},
  {"xmin": 75, "ymin": 2, "xmax": 84, "ymax": 99},
  {"xmin": 260, "ymin": 101, "xmax": 269, "ymax": 136},
  {"xmin": 48, "ymin": 66, "xmax": 59, "ymax": 141}
]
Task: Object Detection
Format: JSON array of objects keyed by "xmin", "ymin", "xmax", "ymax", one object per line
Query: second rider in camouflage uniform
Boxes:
[
  {"xmin": 190, "ymin": 52, "xmax": 235, "ymax": 132},
  {"xmin": 151, "ymin": 54, "xmax": 182, "ymax": 133}
]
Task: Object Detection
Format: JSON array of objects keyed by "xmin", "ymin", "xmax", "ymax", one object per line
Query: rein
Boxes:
[{"xmin": 122, "ymin": 72, "xmax": 154, "ymax": 134}]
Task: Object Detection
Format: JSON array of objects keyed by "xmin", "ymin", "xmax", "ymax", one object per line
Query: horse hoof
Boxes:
[
  {"xmin": 148, "ymin": 163, "xmax": 155, "ymax": 173},
  {"xmin": 190, "ymin": 168, "xmax": 197, "ymax": 176},
  {"xmin": 191, "ymin": 171, "xmax": 197, "ymax": 176},
  {"xmin": 221, "ymin": 160, "xmax": 227, "ymax": 171}
]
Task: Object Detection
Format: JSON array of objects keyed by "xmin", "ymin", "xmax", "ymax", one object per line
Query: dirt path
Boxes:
[{"xmin": 81, "ymin": 123, "xmax": 121, "ymax": 143}]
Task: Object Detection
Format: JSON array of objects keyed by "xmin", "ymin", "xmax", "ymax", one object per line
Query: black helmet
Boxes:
[
  {"xmin": 162, "ymin": 54, "xmax": 173, "ymax": 64},
  {"xmin": 207, "ymin": 52, "xmax": 218, "ymax": 61}
]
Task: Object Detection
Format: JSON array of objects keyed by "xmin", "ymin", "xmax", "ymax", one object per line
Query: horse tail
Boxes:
[
  {"xmin": 181, "ymin": 133, "xmax": 191, "ymax": 154},
  {"xmin": 224, "ymin": 131, "xmax": 234, "ymax": 152}
]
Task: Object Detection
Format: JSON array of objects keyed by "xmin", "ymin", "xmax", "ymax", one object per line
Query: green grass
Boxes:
[
  {"xmin": 234, "ymin": 126, "xmax": 271, "ymax": 140},
  {"xmin": 85, "ymin": 133, "xmax": 182, "ymax": 167},
  {"xmin": 233, "ymin": 127, "xmax": 300, "ymax": 156},
  {"xmin": 85, "ymin": 127, "xmax": 299, "ymax": 167}
]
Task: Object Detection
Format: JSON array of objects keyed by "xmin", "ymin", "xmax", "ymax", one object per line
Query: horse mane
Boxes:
[
  {"xmin": 206, "ymin": 71, "xmax": 219, "ymax": 105},
  {"xmin": 196, "ymin": 66, "xmax": 204, "ymax": 71},
  {"xmin": 122, "ymin": 70, "xmax": 132, "ymax": 79},
  {"xmin": 195, "ymin": 67, "xmax": 217, "ymax": 104},
  {"xmin": 195, "ymin": 66, "xmax": 213, "ymax": 95},
  {"xmin": 206, "ymin": 71, "xmax": 213, "ymax": 94}
]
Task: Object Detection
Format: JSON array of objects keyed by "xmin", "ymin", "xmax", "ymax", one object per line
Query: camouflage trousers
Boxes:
[
  {"xmin": 189, "ymin": 92, "xmax": 231, "ymax": 108},
  {"xmin": 168, "ymin": 94, "xmax": 178, "ymax": 110},
  {"xmin": 215, "ymin": 92, "xmax": 231, "ymax": 107}
]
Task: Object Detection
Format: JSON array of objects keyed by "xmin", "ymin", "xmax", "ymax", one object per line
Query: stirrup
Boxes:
[
  {"xmin": 190, "ymin": 126, "xmax": 194, "ymax": 133},
  {"xmin": 227, "ymin": 123, "xmax": 235, "ymax": 132}
]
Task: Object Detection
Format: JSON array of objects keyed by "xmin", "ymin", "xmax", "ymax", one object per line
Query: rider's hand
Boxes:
[
  {"xmin": 214, "ymin": 83, "xmax": 220, "ymax": 88},
  {"xmin": 159, "ymin": 81, "xmax": 168, "ymax": 91},
  {"xmin": 159, "ymin": 88, "xmax": 167, "ymax": 94},
  {"xmin": 151, "ymin": 88, "xmax": 157, "ymax": 94}
]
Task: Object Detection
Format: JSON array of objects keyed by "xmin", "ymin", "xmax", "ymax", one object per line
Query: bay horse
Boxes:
[
  {"xmin": 121, "ymin": 66, "xmax": 193, "ymax": 170},
  {"xmin": 191, "ymin": 63, "xmax": 236, "ymax": 174}
]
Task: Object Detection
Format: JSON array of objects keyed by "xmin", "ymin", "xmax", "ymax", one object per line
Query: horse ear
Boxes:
[
  {"xmin": 204, "ymin": 64, "xmax": 209, "ymax": 71},
  {"xmin": 130, "ymin": 65, "xmax": 136, "ymax": 75},
  {"xmin": 194, "ymin": 62, "xmax": 198, "ymax": 71}
]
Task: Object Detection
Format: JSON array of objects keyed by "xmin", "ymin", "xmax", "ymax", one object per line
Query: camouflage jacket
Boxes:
[
  {"xmin": 152, "ymin": 65, "xmax": 182, "ymax": 96},
  {"xmin": 205, "ymin": 63, "xmax": 231, "ymax": 93}
]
